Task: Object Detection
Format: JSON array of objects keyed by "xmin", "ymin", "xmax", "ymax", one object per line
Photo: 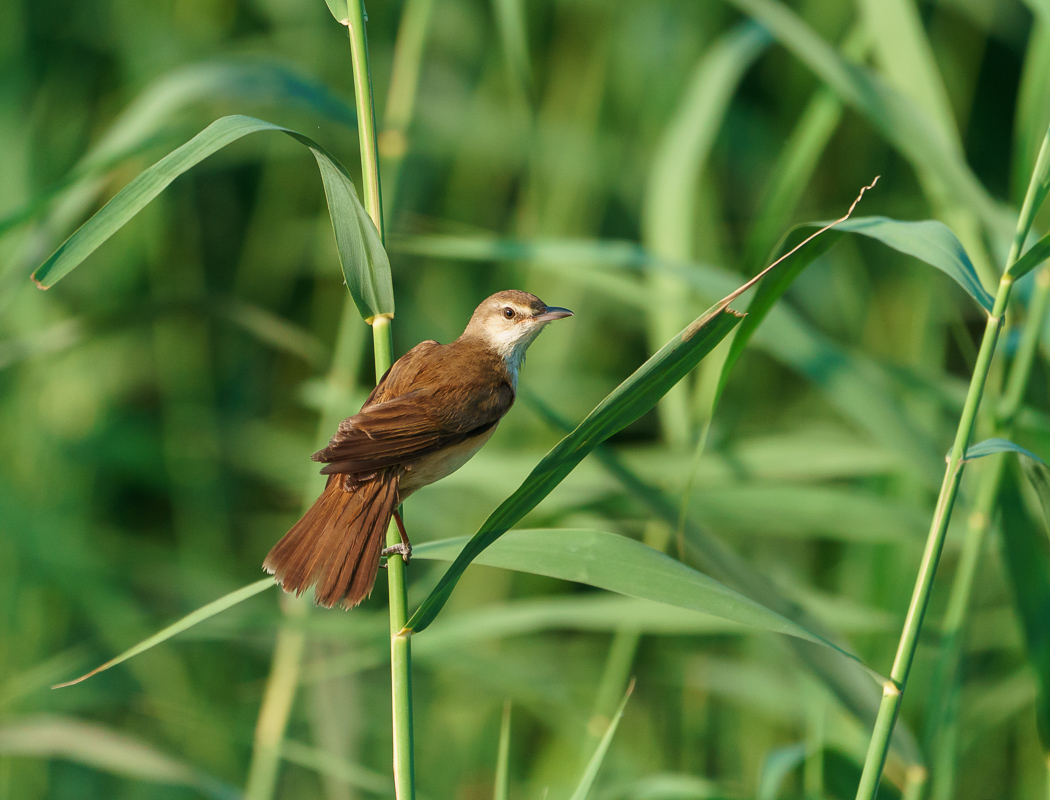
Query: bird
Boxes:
[{"xmin": 263, "ymin": 290, "xmax": 573, "ymax": 609}]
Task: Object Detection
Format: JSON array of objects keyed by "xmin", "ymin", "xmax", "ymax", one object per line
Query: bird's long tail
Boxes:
[{"xmin": 264, "ymin": 470, "xmax": 400, "ymax": 609}]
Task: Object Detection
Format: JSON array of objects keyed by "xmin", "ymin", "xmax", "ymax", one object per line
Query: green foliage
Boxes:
[
  {"xmin": 413, "ymin": 529, "xmax": 863, "ymax": 657},
  {"xmin": 4, "ymin": 1, "xmax": 1050, "ymax": 798},
  {"xmin": 999, "ymin": 468, "xmax": 1050, "ymax": 753},
  {"xmin": 52, "ymin": 579, "xmax": 275, "ymax": 688}
]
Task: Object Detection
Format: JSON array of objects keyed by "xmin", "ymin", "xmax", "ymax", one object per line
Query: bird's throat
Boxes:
[{"xmin": 491, "ymin": 333, "xmax": 536, "ymax": 389}]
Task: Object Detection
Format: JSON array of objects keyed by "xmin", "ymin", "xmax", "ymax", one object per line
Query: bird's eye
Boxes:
[{"xmin": 502, "ymin": 307, "xmax": 514, "ymax": 319}]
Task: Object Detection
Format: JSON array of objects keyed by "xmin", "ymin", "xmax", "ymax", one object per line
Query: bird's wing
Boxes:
[{"xmin": 312, "ymin": 342, "xmax": 514, "ymax": 475}]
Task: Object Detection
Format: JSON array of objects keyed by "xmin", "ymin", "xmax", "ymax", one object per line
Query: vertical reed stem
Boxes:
[
  {"xmin": 854, "ymin": 274, "xmax": 1012, "ymax": 800},
  {"xmin": 345, "ymin": 1, "xmax": 415, "ymax": 795},
  {"xmin": 924, "ymin": 269, "xmax": 1050, "ymax": 797},
  {"xmin": 856, "ymin": 126, "xmax": 1050, "ymax": 800}
]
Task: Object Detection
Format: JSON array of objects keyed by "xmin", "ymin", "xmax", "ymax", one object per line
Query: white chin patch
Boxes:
[{"xmin": 486, "ymin": 321, "xmax": 541, "ymax": 386}]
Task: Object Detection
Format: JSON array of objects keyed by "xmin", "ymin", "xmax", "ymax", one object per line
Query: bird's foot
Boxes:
[{"xmin": 381, "ymin": 541, "xmax": 412, "ymax": 565}]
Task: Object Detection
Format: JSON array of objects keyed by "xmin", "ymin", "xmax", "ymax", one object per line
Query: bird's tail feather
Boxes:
[{"xmin": 264, "ymin": 471, "xmax": 400, "ymax": 609}]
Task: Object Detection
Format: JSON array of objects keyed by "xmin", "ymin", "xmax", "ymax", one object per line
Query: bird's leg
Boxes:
[{"xmin": 381, "ymin": 508, "xmax": 412, "ymax": 565}]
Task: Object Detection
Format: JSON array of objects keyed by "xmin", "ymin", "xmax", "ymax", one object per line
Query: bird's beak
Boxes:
[{"xmin": 533, "ymin": 306, "xmax": 574, "ymax": 322}]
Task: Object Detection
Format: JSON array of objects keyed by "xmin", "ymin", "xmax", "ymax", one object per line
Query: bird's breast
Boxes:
[{"xmin": 399, "ymin": 425, "xmax": 498, "ymax": 498}]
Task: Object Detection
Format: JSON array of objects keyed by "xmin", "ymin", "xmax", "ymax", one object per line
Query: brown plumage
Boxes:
[{"xmin": 263, "ymin": 290, "xmax": 573, "ymax": 609}]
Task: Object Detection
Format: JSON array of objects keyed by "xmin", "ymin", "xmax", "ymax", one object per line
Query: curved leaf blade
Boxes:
[
  {"xmin": 324, "ymin": 0, "xmax": 349, "ymax": 23},
  {"xmin": 965, "ymin": 438, "xmax": 1049, "ymax": 466},
  {"xmin": 403, "ymin": 304, "xmax": 744, "ymax": 633},
  {"xmin": 721, "ymin": 214, "xmax": 990, "ymax": 420},
  {"xmin": 1007, "ymin": 230, "xmax": 1050, "ymax": 281},
  {"xmin": 412, "ymin": 530, "xmax": 873, "ymax": 662},
  {"xmin": 570, "ymin": 679, "xmax": 634, "ymax": 800},
  {"xmin": 31, "ymin": 115, "xmax": 394, "ymax": 322},
  {"xmin": 719, "ymin": 227, "xmax": 840, "ymax": 398},
  {"xmin": 832, "ymin": 216, "xmax": 993, "ymax": 311},
  {"xmin": 53, "ymin": 578, "xmax": 273, "ymax": 688}
]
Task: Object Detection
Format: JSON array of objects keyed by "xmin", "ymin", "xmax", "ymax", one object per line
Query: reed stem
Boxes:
[
  {"xmin": 854, "ymin": 273, "xmax": 1012, "ymax": 800},
  {"xmin": 923, "ymin": 269, "xmax": 1050, "ymax": 796},
  {"xmin": 345, "ymin": 1, "xmax": 415, "ymax": 795},
  {"xmin": 856, "ymin": 125, "xmax": 1050, "ymax": 800}
]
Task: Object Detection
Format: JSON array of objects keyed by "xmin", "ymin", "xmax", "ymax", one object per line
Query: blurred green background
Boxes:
[{"xmin": 3, "ymin": 0, "xmax": 1050, "ymax": 798}]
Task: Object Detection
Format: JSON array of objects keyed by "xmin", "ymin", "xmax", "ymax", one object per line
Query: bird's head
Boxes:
[{"xmin": 460, "ymin": 290, "xmax": 573, "ymax": 377}]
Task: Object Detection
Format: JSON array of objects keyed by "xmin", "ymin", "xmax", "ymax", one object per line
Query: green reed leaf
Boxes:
[
  {"xmin": 412, "ymin": 530, "xmax": 874, "ymax": 660},
  {"xmin": 493, "ymin": 701, "xmax": 512, "ymax": 800},
  {"xmin": 965, "ymin": 438, "xmax": 1049, "ymax": 466},
  {"xmin": 570, "ymin": 679, "xmax": 634, "ymax": 800},
  {"xmin": 720, "ymin": 215, "xmax": 991, "ymax": 443},
  {"xmin": 53, "ymin": 579, "xmax": 273, "ymax": 688},
  {"xmin": 1007, "ymin": 230, "xmax": 1050, "ymax": 281},
  {"xmin": 31, "ymin": 115, "xmax": 394, "ymax": 323},
  {"xmin": 492, "ymin": 0, "xmax": 534, "ymax": 102},
  {"xmin": 323, "ymin": 0, "xmax": 349, "ymax": 23},
  {"xmin": 831, "ymin": 216, "xmax": 994, "ymax": 310}
]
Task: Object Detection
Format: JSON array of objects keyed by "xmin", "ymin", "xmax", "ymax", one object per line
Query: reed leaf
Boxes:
[
  {"xmin": 493, "ymin": 702, "xmax": 512, "ymax": 800},
  {"xmin": 411, "ymin": 530, "xmax": 870, "ymax": 664},
  {"xmin": 31, "ymin": 115, "xmax": 394, "ymax": 323},
  {"xmin": 569, "ymin": 679, "xmax": 634, "ymax": 800},
  {"xmin": 52, "ymin": 579, "xmax": 274, "ymax": 688}
]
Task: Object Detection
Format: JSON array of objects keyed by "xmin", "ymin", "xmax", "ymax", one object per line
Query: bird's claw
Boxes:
[{"xmin": 381, "ymin": 542, "xmax": 412, "ymax": 566}]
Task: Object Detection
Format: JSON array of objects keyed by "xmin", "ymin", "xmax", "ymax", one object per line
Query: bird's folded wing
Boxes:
[{"xmin": 312, "ymin": 383, "xmax": 513, "ymax": 475}]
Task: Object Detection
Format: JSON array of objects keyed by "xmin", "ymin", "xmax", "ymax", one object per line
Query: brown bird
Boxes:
[{"xmin": 264, "ymin": 290, "xmax": 573, "ymax": 609}]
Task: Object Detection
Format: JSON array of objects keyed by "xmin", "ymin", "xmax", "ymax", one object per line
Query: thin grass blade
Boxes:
[
  {"xmin": 1013, "ymin": 15, "xmax": 1050, "ymax": 203},
  {"xmin": 642, "ymin": 21, "xmax": 769, "ymax": 260},
  {"xmin": 569, "ymin": 679, "xmax": 634, "ymax": 800},
  {"xmin": 53, "ymin": 579, "xmax": 274, "ymax": 688},
  {"xmin": 857, "ymin": 0, "xmax": 959, "ymax": 151},
  {"xmin": 964, "ymin": 438, "xmax": 1049, "ymax": 466},
  {"xmin": 1007, "ymin": 231, "xmax": 1050, "ymax": 281},
  {"xmin": 493, "ymin": 701, "xmax": 512, "ymax": 800},
  {"xmin": 830, "ymin": 217, "xmax": 993, "ymax": 310}
]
